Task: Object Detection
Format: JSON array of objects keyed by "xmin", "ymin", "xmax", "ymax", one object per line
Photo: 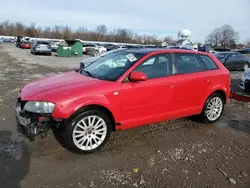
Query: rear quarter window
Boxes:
[{"xmin": 199, "ymin": 55, "xmax": 218, "ymax": 70}]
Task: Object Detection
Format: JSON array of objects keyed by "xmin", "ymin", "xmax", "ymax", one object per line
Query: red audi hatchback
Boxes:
[{"xmin": 16, "ymin": 49, "xmax": 230, "ymax": 153}]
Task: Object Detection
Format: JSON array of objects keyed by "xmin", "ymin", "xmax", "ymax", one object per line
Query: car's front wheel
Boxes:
[
  {"xmin": 198, "ymin": 93, "xmax": 225, "ymax": 124},
  {"xmin": 62, "ymin": 108, "xmax": 112, "ymax": 154}
]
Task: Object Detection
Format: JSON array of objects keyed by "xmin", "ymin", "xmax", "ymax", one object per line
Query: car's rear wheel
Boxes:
[
  {"xmin": 198, "ymin": 93, "xmax": 225, "ymax": 124},
  {"xmin": 61, "ymin": 108, "xmax": 112, "ymax": 154},
  {"xmin": 243, "ymin": 62, "xmax": 249, "ymax": 71}
]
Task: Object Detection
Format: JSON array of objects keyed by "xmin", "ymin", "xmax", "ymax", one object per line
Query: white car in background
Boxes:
[
  {"xmin": 80, "ymin": 48, "xmax": 125, "ymax": 69},
  {"xmin": 49, "ymin": 41, "xmax": 61, "ymax": 52},
  {"xmin": 83, "ymin": 43, "xmax": 107, "ymax": 55},
  {"xmin": 239, "ymin": 68, "xmax": 250, "ymax": 92}
]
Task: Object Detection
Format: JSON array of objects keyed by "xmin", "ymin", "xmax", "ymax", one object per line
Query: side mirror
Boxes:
[
  {"xmin": 80, "ymin": 62, "xmax": 85, "ymax": 69},
  {"xmin": 74, "ymin": 68, "xmax": 80, "ymax": 72},
  {"xmin": 129, "ymin": 71, "xmax": 147, "ymax": 82}
]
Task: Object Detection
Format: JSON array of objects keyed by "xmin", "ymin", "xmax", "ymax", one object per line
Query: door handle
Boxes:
[
  {"xmin": 166, "ymin": 84, "xmax": 175, "ymax": 88},
  {"xmin": 205, "ymin": 79, "xmax": 210, "ymax": 83}
]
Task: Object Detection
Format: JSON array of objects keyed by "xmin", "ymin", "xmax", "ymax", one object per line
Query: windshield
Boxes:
[{"xmin": 81, "ymin": 51, "xmax": 144, "ymax": 81}]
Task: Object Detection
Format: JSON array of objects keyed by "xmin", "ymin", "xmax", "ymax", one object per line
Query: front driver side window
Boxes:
[{"xmin": 133, "ymin": 54, "xmax": 172, "ymax": 79}]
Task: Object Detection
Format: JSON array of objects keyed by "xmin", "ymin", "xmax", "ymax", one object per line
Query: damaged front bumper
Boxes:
[{"xmin": 16, "ymin": 100, "xmax": 60, "ymax": 141}]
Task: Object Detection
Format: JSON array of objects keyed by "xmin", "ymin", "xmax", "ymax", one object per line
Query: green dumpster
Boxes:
[{"xmin": 57, "ymin": 40, "xmax": 83, "ymax": 57}]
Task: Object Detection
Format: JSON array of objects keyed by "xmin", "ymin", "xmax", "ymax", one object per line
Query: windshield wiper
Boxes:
[{"xmin": 83, "ymin": 70, "xmax": 96, "ymax": 78}]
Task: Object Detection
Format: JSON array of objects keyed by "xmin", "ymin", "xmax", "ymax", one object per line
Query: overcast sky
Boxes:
[{"xmin": 0, "ymin": 0, "xmax": 249, "ymax": 42}]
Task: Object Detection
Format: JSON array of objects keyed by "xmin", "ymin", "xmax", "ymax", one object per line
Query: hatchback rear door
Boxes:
[{"xmin": 171, "ymin": 53, "xmax": 214, "ymax": 117}]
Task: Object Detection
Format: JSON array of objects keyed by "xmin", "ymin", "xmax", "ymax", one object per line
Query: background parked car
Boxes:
[
  {"xmin": 20, "ymin": 41, "xmax": 31, "ymax": 49},
  {"xmin": 80, "ymin": 48, "xmax": 126, "ymax": 69},
  {"xmin": 239, "ymin": 68, "xmax": 250, "ymax": 92},
  {"xmin": 214, "ymin": 51, "xmax": 250, "ymax": 71},
  {"xmin": 103, "ymin": 44, "xmax": 119, "ymax": 51},
  {"xmin": 49, "ymin": 41, "xmax": 61, "ymax": 52},
  {"xmin": 83, "ymin": 43, "xmax": 107, "ymax": 55},
  {"xmin": 2, "ymin": 38, "xmax": 12, "ymax": 43},
  {"xmin": 31, "ymin": 40, "xmax": 52, "ymax": 55},
  {"xmin": 237, "ymin": 48, "xmax": 250, "ymax": 55}
]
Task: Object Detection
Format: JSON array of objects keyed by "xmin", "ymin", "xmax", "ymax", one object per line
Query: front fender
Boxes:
[{"xmin": 52, "ymin": 93, "xmax": 120, "ymax": 122}]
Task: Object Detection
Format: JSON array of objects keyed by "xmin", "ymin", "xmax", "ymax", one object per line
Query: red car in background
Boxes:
[
  {"xmin": 20, "ymin": 41, "xmax": 31, "ymax": 49},
  {"xmin": 16, "ymin": 49, "xmax": 230, "ymax": 154}
]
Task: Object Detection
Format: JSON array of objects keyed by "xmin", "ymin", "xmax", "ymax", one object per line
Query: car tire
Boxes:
[
  {"xmin": 197, "ymin": 93, "xmax": 225, "ymax": 124},
  {"xmin": 61, "ymin": 107, "xmax": 112, "ymax": 154},
  {"xmin": 243, "ymin": 62, "xmax": 249, "ymax": 71}
]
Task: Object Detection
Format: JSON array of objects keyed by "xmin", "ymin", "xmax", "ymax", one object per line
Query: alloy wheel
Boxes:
[
  {"xmin": 72, "ymin": 115, "xmax": 107, "ymax": 151},
  {"xmin": 205, "ymin": 97, "xmax": 223, "ymax": 121}
]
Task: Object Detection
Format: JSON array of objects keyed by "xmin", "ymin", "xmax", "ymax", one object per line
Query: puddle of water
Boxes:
[
  {"xmin": 215, "ymin": 120, "xmax": 250, "ymax": 134},
  {"xmin": 228, "ymin": 120, "xmax": 250, "ymax": 134}
]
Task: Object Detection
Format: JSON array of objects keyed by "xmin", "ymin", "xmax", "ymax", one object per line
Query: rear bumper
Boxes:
[{"xmin": 35, "ymin": 49, "xmax": 51, "ymax": 53}]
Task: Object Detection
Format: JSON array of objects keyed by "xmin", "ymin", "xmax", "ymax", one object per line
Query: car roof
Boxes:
[{"xmin": 121, "ymin": 48, "xmax": 210, "ymax": 55}]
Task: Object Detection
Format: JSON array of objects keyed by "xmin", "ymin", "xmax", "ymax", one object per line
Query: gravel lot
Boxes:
[{"xmin": 0, "ymin": 44, "xmax": 250, "ymax": 188}]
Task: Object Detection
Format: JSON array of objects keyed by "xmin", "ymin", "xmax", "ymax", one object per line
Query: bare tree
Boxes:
[
  {"xmin": 205, "ymin": 24, "xmax": 239, "ymax": 48},
  {"xmin": 219, "ymin": 24, "xmax": 239, "ymax": 48},
  {"xmin": 95, "ymin": 25, "xmax": 107, "ymax": 35},
  {"xmin": 62, "ymin": 25, "xmax": 72, "ymax": 39},
  {"xmin": 25, "ymin": 23, "xmax": 38, "ymax": 37},
  {"xmin": 0, "ymin": 20, "xmax": 169, "ymax": 45},
  {"xmin": 205, "ymin": 28, "xmax": 221, "ymax": 47},
  {"xmin": 163, "ymin": 36, "xmax": 177, "ymax": 46},
  {"xmin": 15, "ymin": 22, "xmax": 26, "ymax": 36}
]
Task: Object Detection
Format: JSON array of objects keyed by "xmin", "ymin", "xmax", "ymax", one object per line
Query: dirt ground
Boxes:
[{"xmin": 0, "ymin": 44, "xmax": 250, "ymax": 188}]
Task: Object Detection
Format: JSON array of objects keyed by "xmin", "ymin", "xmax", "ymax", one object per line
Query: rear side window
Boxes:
[
  {"xmin": 199, "ymin": 55, "xmax": 218, "ymax": 70},
  {"xmin": 174, "ymin": 53, "xmax": 206, "ymax": 74}
]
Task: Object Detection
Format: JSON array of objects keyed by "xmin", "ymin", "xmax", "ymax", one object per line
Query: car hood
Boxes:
[{"xmin": 20, "ymin": 71, "xmax": 103, "ymax": 101}]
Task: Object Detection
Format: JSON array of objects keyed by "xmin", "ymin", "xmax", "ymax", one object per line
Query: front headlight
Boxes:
[{"xmin": 24, "ymin": 101, "xmax": 55, "ymax": 114}]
